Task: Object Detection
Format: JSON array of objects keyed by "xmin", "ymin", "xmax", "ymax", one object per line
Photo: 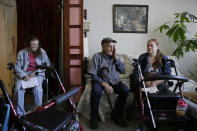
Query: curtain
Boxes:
[{"xmin": 16, "ymin": 0, "xmax": 61, "ymax": 67}]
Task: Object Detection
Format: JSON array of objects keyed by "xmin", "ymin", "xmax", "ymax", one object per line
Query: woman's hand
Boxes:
[
  {"xmin": 29, "ymin": 72, "xmax": 36, "ymax": 78},
  {"xmin": 145, "ymin": 81, "xmax": 153, "ymax": 88},
  {"xmin": 23, "ymin": 75, "xmax": 30, "ymax": 81},
  {"xmin": 23, "ymin": 72, "xmax": 36, "ymax": 81},
  {"xmin": 145, "ymin": 80, "xmax": 164, "ymax": 87},
  {"xmin": 101, "ymin": 81, "xmax": 114, "ymax": 95}
]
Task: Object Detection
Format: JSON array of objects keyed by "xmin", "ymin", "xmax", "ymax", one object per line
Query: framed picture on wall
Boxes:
[{"xmin": 113, "ymin": 4, "xmax": 148, "ymax": 33}]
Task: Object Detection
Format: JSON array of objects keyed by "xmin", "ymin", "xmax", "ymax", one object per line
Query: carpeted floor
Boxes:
[
  {"xmin": 183, "ymin": 92, "xmax": 197, "ymax": 104},
  {"xmin": 79, "ymin": 115, "xmax": 142, "ymax": 131},
  {"xmin": 78, "ymin": 108, "xmax": 188, "ymax": 131}
]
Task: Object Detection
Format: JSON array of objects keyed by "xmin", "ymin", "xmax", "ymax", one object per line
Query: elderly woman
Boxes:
[
  {"xmin": 14, "ymin": 35, "xmax": 51, "ymax": 116},
  {"xmin": 132, "ymin": 39, "xmax": 172, "ymax": 131},
  {"xmin": 138, "ymin": 38, "xmax": 171, "ymax": 88}
]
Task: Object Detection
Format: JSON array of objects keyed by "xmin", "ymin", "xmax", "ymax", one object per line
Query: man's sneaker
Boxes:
[
  {"xmin": 114, "ymin": 117, "xmax": 128, "ymax": 127},
  {"xmin": 89, "ymin": 119, "xmax": 98, "ymax": 129}
]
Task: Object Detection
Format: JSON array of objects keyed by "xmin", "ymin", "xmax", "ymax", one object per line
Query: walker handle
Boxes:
[
  {"xmin": 144, "ymin": 75, "xmax": 188, "ymax": 82},
  {"xmin": 53, "ymin": 87, "xmax": 79, "ymax": 106}
]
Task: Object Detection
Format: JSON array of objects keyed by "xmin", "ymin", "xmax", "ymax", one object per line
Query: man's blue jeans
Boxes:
[{"xmin": 90, "ymin": 81, "xmax": 129, "ymax": 121}]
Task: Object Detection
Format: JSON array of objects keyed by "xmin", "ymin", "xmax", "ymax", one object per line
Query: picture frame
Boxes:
[{"xmin": 113, "ymin": 4, "xmax": 149, "ymax": 33}]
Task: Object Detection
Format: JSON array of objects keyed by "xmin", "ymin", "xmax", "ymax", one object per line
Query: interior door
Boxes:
[{"xmin": 0, "ymin": 4, "xmax": 17, "ymax": 95}]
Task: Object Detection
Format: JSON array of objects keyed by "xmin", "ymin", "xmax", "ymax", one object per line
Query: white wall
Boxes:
[{"xmin": 84, "ymin": 0, "xmax": 197, "ymax": 80}]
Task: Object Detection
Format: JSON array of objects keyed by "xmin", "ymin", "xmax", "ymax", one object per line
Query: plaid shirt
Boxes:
[{"xmin": 88, "ymin": 52, "xmax": 125, "ymax": 85}]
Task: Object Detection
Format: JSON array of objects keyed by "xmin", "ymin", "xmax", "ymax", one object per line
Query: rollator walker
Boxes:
[
  {"xmin": 131, "ymin": 59, "xmax": 189, "ymax": 130},
  {"xmin": 0, "ymin": 65, "xmax": 83, "ymax": 131}
]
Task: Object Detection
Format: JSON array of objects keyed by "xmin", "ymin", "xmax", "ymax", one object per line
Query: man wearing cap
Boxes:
[{"xmin": 88, "ymin": 37, "xmax": 129, "ymax": 129}]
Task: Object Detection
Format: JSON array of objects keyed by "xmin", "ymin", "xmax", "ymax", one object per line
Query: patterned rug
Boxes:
[{"xmin": 183, "ymin": 92, "xmax": 197, "ymax": 104}]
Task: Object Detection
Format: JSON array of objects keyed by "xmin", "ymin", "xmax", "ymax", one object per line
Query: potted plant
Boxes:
[{"xmin": 155, "ymin": 11, "xmax": 197, "ymax": 58}]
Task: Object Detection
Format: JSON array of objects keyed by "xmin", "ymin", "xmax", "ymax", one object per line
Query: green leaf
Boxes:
[
  {"xmin": 181, "ymin": 11, "xmax": 188, "ymax": 17},
  {"xmin": 184, "ymin": 17, "xmax": 190, "ymax": 23},
  {"xmin": 160, "ymin": 26, "xmax": 163, "ymax": 33},
  {"xmin": 173, "ymin": 29, "xmax": 179, "ymax": 42},
  {"xmin": 159, "ymin": 24, "xmax": 170, "ymax": 33},
  {"xmin": 185, "ymin": 43, "xmax": 190, "ymax": 52},
  {"xmin": 174, "ymin": 13, "xmax": 181, "ymax": 19},
  {"xmin": 191, "ymin": 46, "xmax": 195, "ymax": 52},
  {"xmin": 180, "ymin": 15, "xmax": 185, "ymax": 23},
  {"xmin": 179, "ymin": 28, "xmax": 186, "ymax": 41},
  {"xmin": 166, "ymin": 27, "xmax": 176, "ymax": 38},
  {"xmin": 172, "ymin": 49, "xmax": 178, "ymax": 57},
  {"xmin": 180, "ymin": 23, "xmax": 187, "ymax": 29},
  {"xmin": 195, "ymin": 33, "xmax": 197, "ymax": 38},
  {"xmin": 172, "ymin": 46, "xmax": 184, "ymax": 58},
  {"xmin": 180, "ymin": 51, "xmax": 184, "ymax": 57},
  {"xmin": 163, "ymin": 25, "xmax": 169, "ymax": 29},
  {"xmin": 194, "ymin": 41, "xmax": 197, "ymax": 48},
  {"xmin": 174, "ymin": 13, "xmax": 181, "ymax": 15}
]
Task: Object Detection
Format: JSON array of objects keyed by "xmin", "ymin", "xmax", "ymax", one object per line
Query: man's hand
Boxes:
[
  {"xmin": 113, "ymin": 46, "xmax": 118, "ymax": 61},
  {"xmin": 101, "ymin": 81, "xmax": 114, "ymax": 94}
]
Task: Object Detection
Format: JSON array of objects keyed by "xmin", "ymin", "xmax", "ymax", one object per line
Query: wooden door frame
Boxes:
[{"xmin": 63, "ymin": 0, "xmax": 84, "ymax": 102}]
